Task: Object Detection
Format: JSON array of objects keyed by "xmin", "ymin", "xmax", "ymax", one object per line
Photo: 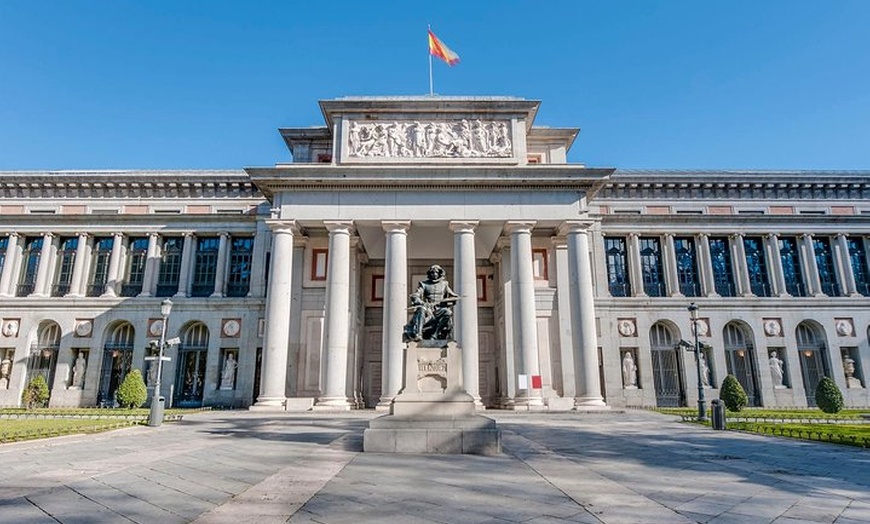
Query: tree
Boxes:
[
  {"xmin": 22, "ymin": 375, "xmax": 50, "ymax": 409},
  {"xmin": 719, "ymin": 374, "xmax": 748, "ymax": 412},
  {"xmin": 116, "ymin": 369, "xmax": 147, "ymax": 409},
  {"xmin": 815, "ymin": 376, "xmax": 844, "ymax": 414}
]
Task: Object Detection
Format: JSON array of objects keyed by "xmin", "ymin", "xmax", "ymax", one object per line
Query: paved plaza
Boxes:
[{"xmin": 0, "ymin": 410, "xmax": 867, "ymax": 524}]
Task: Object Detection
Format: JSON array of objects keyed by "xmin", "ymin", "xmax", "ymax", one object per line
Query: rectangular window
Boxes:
[
  {"xmin": 708, "ymin": 237, "xmax": 735, "ymax": 297},
  {"xmin": 743, "ymin": 237, "xmax": 770, "ymax": 297},
  {"xmin": 122, "ymin": 237, "xmax": 149, "ymax": 297},
  {"xmin": 639, "ymin": 237, "xmax": 665, "ymax": 297},
  {"xmin": 88, "ymin": 237, "xmax": 114, "ymax": 297},
  {"xmin": 17, "ymin": 237, "xmax": 43, "ymax": 297},
  {"xmin": 778, "ymin": 237, "xmax": 806, "ymax": 297},
  {"xmin": 848, "ymin": 237, "xmax": 869, "ymax": 296},
  {"xmin": 674, "ymin": 237, "xmax": 700, "ymax": 297},
  {"xmin": 52, "ymin": 236, "xmax": 78, "ymax": 297},
  {"xmin": 813, "ymin": 237, "xmax": 840, "ymax": 296},
  {"xmin": 0, "ymin": 237, "xmax": 8, "ymax": 281},
  {"xmin": 604, "ymin": 237, "xmax": 631, "ymax": 297},
  {"xmin": 311, "ymin": 249, "xmax": 328, "ymax": 281},
  {"xmin": 156, "ymin": 236, "xmax": 183, "ymax": 297},
  {"xmin": 227, "ymin": 237, "xmax": 254, "ymax": 297},
  {"xmin": 532, "ymin": 248, "xmax": 548, "ymax": 280},
  {"xmin": 191, "ymin": 237, "xmax": 219, "ymax": 297}
]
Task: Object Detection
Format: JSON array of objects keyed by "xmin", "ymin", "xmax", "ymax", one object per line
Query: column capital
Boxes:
[
  {"xmin": 75, "ymin": 232, "xmax": 91, "ymax": 239},
  {"xmin": 219, "ymin": 230, "xmax": 231, "ymax": 238},
  {"xmin": 448, "ymin": 220, "xmax": 479, "ymax": 233},
  {"xmin": 729, "ymin": 232, "xmax": 743, "ymax": 241},
  {"xmin": 628, "ymin": 232, "xmax": 639, "ymax": 240},
  {"xmin": 42, "ymin": 232, "xmax": 56, "ymax": 239},
  {"xmin": 381, "ymin": 220, "xmax": 410, "ymax": 234},
  {"xmin": 764, "ymin": 232, "xmax": 779, "ymax": 241},
  {"xmin": 324, "ymin": 220, "xmax": 355, "ymax": 235},
  {"xmin": 148, "ymin": 231, "xmax": 160, "ymax": 238},
  {"xmin": 505, "ymin": 221, "xmax": 536, "ymax": 235},
  {"xmin": 558, "ymin": 220, "xmax": 596, "ymax": 236},
  {"xmin": 800, "ymin": 232, "xmax": 813, "ymax": 241},
  {"xmin": 265, "ymin": 219, "xmax": 300, "ymax": 235},
  {"xmin": 696, "ymin": 232, "xmax": 709, "ymax": 240},
  {"xmin": 550, "ymin": 236, "xmax": 567, "ymax": 247},
  {"xmin": 8, "ymin": 232, "xmax": 20, "ymax": 240}
]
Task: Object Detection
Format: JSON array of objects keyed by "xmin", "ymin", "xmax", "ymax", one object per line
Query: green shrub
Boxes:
[
  {"xmin": 116, "ymin": 369, "xmax": 147, "ymax": 409},
  {"xmin": 815, "ymin": 376, "xmax": 844, "ymax": 414},
  {"xmin": 719, "ymin": 374, "xmax": 748, "ymax": 412},
  {"xmin": 22, "ymin": 375, "xmax": 50, "ymax": 409}
]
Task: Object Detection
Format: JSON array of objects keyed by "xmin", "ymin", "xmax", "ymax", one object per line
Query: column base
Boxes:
[
  {"xmin": 574, "ymin": 396, "xmax": 608, "ymax": 409},
  {"xmin": 313, "ymin": 397, "xmax": 352, "ymax": 411},
  {"xmin": 250, "ymin": 397, "xmax": 286, "ymax": 411}
]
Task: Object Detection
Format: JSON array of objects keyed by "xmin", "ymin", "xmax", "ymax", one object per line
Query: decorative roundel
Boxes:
[
  {"xmin": 835, "ymin": 319, "xmax": 854, "ymax": 337},
  {"xmin": 763, "ymin": 319, "xmax": 782, "ymax": 337},
  {"xmin": 75, "ymin": 320, "xmax": 93, "ymax": 337},
  {"xmin": 617, "ymin": 319, "xmax": 636, "ymax": 337},
  {"xmin": 223, "ymin": 319, "xmax": 241, "ymax": 337},
  {"xmin": 149, "ymin": 319, "xmax": 164, "ymax": 337},
  {"xmin": 2, "ymin": 319, "xmax": 19, "ymax": 338}
]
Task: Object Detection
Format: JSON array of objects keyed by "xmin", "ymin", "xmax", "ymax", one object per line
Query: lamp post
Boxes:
[
  {"xmin": 147, "ymin": 299, "xmax": 173, "ymax": 427},
  {"xmin": 688, "ymin": 303, "xmax": 708, "ymax": 422}
]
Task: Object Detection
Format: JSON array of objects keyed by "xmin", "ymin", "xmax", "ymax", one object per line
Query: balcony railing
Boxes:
[
  {"xmin": 51, "ymin": 283, "xmax": 71, "ymax": 297},
  {"xmin": 679, "ymin": 282, "xmax": 700, "ymax": 297},
  {"xmin": 87, "ymin": 284, "xmax": 106, "ymax": 297},
  {"xmin": 226, "ymin": 283, "xmax": 249, "ymax": 297},
  {"xmin": 608, "ymin": 283, "xmax": 631, "ymax": 297},
  {"xmin": 16, "ymin": 283, "xmax": 35, "ymax": 297},
  {"xmin": 120, "ymin": 284, "xmax": 143, "ymax": 297},
  {"xmin": 155, "ymin": 284, "xmax": 178, "ymax": 297},
  {"xmin": 190, "ymin": 284, "xmax": 212, "ymax": 298}
]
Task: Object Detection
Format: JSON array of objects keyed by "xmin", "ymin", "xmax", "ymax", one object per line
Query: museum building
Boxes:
[{"xmin": 0, "ymin": 96, "xmax": 867, "ymax": 410}]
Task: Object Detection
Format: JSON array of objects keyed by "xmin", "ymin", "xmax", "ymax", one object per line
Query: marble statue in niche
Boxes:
[
  {"xmin": 769, "ymin": 351, "xmax": 786, "ymax": 388},
  {"xmin": 622, "ymin": 351, "xmax": 638, "ymax": 389},
  {"xmin": 71, "ymin": 351, "xmax": 87, "ymax": 389}
]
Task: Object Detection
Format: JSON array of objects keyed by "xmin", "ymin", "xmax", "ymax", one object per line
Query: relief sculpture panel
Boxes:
[{"xmin": 348, "ymin": 119, "xmax": 512, "ymax": 159}]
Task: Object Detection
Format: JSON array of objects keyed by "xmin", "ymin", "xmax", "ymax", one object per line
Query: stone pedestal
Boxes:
[{"xmin": 363, "ymin": 341, "xmax": 501, "ymax": 455}]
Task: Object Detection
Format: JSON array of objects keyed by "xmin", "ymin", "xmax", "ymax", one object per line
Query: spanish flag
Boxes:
[{"xmin": 428, "ymin": 28, "xmax": 460, "ymax": 66}]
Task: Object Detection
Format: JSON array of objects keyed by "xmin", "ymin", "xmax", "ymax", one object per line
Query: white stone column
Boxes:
[
  {"xmin": 211, "ymin": 232, "xmax": 230, "ymax": 297},
  {"xmin": 316, "ymin": 221, "xmax": 354, "ymax": 410},
  {"xmin": 800, "ymin": 233, "xmax": 823, "ymax": 296},
  {"xmin": 835, "ymin": 234, "xmax": 858, "ymax": 296},
  {"xmin": 68, "ymin": 233, "xmax": 90, "ymax": 297},
  {"xmin": 140, "ymin": 233, "xmax": 159, "ymax": 297},
  {"xmin": 552, "ymin": 237, "xmax": 576, "ymax": 398},
  {"xmin": 507, "ymin": 221, "xmax": 542, "ymax": 407},
  {"xmin": 254, "ymin": 221, "xmax": 297, "ymax": 408},
  {"xmin": 102, "ymin": 233, "xmax": 125, "ymax": 297},
  {"xmin": 731, "ymin": 233, "xmax": 752, "ymax": 297},
  {"xmin": 662, "ymin": 233, "xmax": 682, "ymax": 297},
  {"xmin": 32, "ymin": 233, "xmax": 55, "ymax": 297},
  {"xmin": 562, "ymin": 222, "xmax": 606, "ymax": 408},
  {"xmin": 0, "ymin": 233, "xmax": 20, "ymax": 297},
  {"xmin": 175, "ymin": 232, "xmax": 195, "ymax": 298},
  {"xmin": 764, "ymin": 233, "xmax": 788, "ymax": 297},
  {"xmin": 493, "ymin": 240, "xmax": 517, "ymax": 404},
  {"xmin": 627, "ymin": 233, "xmax": 647, "ymax": 297},
  {"xmin": 451, "ymin": 220, "xmax": 481, "ymax": 405},
  {"xmin": 379, "ymin": 221, "xmax": 410, "ymax": 408},
  {"xmin": 248, "ymin": 220, "xmax": 270, "ymax": 298},
  {"xmin": 696, "ymin": 233, "xmax": 718, "ymax": 297}
]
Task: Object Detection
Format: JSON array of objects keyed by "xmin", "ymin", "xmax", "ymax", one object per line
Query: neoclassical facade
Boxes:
[{"xmin": 0, "ymin": 96, "xmax": 867, "ymax": 410}]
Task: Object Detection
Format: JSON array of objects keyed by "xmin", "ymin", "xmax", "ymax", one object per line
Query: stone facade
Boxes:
[{"xmin": 0, "ymin": 96, "xmax": 867, "ymax": 410}]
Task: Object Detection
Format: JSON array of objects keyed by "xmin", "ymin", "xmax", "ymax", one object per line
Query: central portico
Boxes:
[{"xmin": 246, "ymin": 96, "xmax": 613, "ymax": 412}]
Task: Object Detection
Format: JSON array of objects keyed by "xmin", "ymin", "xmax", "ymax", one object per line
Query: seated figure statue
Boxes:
[{"xmin": 403, "ymin": 265, "xmax": 459, "ymax": 342}]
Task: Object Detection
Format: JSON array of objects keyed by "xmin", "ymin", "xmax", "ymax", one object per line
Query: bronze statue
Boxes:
[{"xmin": 403, "ymin": 265, "xmax": 459, "ymax": 342}]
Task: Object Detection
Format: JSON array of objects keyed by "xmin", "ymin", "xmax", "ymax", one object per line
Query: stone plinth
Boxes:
[{"xmin": 363, "ymin": 341, "xmax": 501, "ymax": 455}]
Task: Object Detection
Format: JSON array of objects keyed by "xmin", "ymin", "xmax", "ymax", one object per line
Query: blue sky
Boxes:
[{"xmin": 1, "ymin": 1, "xmax": 869, "ymax": 170}]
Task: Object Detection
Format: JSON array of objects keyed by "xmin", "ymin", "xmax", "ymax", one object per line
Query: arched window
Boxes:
[
  {"xmin": 26, "ymin": 321, "xmax": 61, "ymax": 392},
  {"xmin": 649, "ymin": 323, "xmax": 684, "ymax": 407},
  {"xmin": 175, "ymin": 323, "xmax": 209, "ymax": 407},
  {"xmin": 97, "ymin": 322, "xmax": 135, "ymax": 406},
  {"xmin": 723, "ymin": 322, "xmax": 759, "ymax": 406},
  {"xmin": 796, "ymin": 322, "xmax": 829, "ymax": 406}
]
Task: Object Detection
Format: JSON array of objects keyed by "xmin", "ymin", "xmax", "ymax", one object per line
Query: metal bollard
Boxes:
[{"xmin": 711, "ymin": 399, "xmax": 726, "ymax": 430}]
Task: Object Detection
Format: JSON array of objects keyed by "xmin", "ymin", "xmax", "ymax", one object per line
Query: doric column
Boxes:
[
  {"xmin": 696, "ymin": 233, "xmax": 718, "ymax": 297},
  {"xmin": 562, "ymin": 221, "xmax": 606, "ymax": 408},
  {"xmin": 764, "ymin": 234, "xmax": 788, "ymax": 297},
  {"xmin": 627, "ymin": 233, "xmax": 647, "ymax": 297},
  {"xmin": 835, "ymin": 234, "xmax": 858, "ymax": 296},
  {"xmin": 211, "ymin": 232, "xmax": 230, "ymax": 297},
  {"xmin": 32, "ymin": 233, "xmax": 55, "ymax": 297},
  {"xmin": 800, "ymin": 233, "xmax": 823, "ymax": 296},
  {"xmin": 493, "ymin": 239, "xmax": 517, "ymax": 403},
  {"xmin": 102, "ymin": 232, "xmax": 125, "ymax": 297},
  {"xmin": 451, "ymin": 220, "xmax": 481, "ymax": 405},
  {"xmin": 0, "ymin": 233, "xmax": 20, "ymax": 297},
  {"xmin": 248, "ymin": 220, "xmax": 270, "ymax": 298},
  {"xmin": 552, "ymin": 237, "xmax": 576, "ymax": 398},
  {"xmin": 316, "ymin": 221, "xmax": 354, "ymax": 410},
  {"xmin": 662, "ymin": 233, "xmax": 682, "ymax": 297},
  {"xmin": 254, "ymin": 221, "xmax": 297, "ymax": 408},
  {"xmin": 68, "ymin": 233, "xmax": 90, "ymax": 297},
  {"xmin": 507, "ymin": 221, "xmax": 542, "ymax": 407},
  {"xmin": 379, "ymin": 221, "xmax": 410, "ymax": 408},
  {"xmin": 175, "ymin": 232, "xmax": 195, "ymax": 298},
  {"xmin": 730, "ymin": 233, "xmax": 752, "ymax": 296},
  {"xmin": 139, "ymin": 233, "xmax": 159, "ymax": 297}
]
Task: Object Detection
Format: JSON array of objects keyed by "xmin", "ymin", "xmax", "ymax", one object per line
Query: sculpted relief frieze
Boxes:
[{"xmin": 347, "ymin": 119, "xmax": 513, "ymax": 159}]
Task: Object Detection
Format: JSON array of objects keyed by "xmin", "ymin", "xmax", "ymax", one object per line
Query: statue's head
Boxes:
[{"xmin": 427, "ymin": 265, "xmax": 444, "ymax": 281}]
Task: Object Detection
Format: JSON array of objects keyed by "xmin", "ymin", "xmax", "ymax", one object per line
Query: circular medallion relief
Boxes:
[
  {"xmin": 223, "ymin": 319, "xmax": 241, "ymax": 337},
  {"xmin": 763, "ymin": 319, "xmax": 782, "ymax": 337},
  {"xmin": 75, "ymin": 320, "xmax": 93, "ymax": 337},
  {"xmin": 617, "ymin": 319, "xmax": 636, "ymax": 337},
  {"xmin": 836, "ymin": 319, "xmax": 854, "ymax": 337},
  {"xmin": 2, "ymin": 319, "xmax": 19, "ymax": 338},
  {"xmin": 148, "ymin": 319, "xmax": 164, "ymax": 337}
]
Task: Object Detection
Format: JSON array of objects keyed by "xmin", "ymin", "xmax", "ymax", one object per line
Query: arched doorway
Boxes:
[
  {"xmin": 175, "ymin": 323, "xmax": 208, "ymax": 407},
  {"xmin": 723, "ymin": 322, "xmax": 760, "ymax": 406},
  {"xmin": 25, "ymin": 321, "xmax": 61, "ymax": 395},
  {"xmin": 97, "ymin": 323, "xmax": 135, "ymax": 406},
  {"xmin": 650, "ymin": 322, "xmax": 685, "ymax": 407},
  {"xmin": 796, "ymin": 322, "xmax": 829, "ymax": 406}
]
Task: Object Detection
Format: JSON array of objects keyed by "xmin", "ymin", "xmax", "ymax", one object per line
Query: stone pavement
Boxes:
[{"xmin": 0, "ymin": 410, "xmax": 867, "ymax": 524}]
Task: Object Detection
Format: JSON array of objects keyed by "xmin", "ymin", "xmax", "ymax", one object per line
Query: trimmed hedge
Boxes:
[
  {"xmin": 116, "ymin": 370, "xmax": 147, "ymax": 409},
  {"xmin": 815, "ymin": 377, "xmax": 844, "ymax": 414},
  {"xmin": 719, "ymin": 374, "xmax": 748, "ymax": 412}
]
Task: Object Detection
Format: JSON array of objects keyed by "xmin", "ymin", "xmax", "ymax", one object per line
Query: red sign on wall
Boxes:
[{"xmin": 531, "ymin": 375, "xmax": 542, "ymax": 389}]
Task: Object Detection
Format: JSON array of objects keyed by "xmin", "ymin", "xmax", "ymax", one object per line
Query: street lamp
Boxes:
[
  {"xmin": 147, "ymin": 299, "xmax": 173, "ymax": 427},
  {"xmin": 688, "ymin": 303, "xmax": 708, "ymax": 422}
]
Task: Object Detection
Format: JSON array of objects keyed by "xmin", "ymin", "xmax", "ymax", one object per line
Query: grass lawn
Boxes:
[{"xmin": 0, "ymin": 418, "xmax": 141, "ymax": 443}]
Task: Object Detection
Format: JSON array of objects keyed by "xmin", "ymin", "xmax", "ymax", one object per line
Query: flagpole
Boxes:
[{"xmin": 428, "ymin": 25, "xmax": 434, "ymax": 96}]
